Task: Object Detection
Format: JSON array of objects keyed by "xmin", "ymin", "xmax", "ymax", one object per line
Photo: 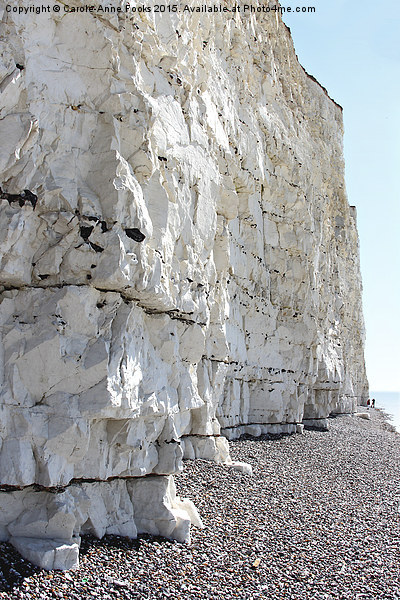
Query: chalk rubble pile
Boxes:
[{"xmin": 0, "ymin": 1, "xmax": 368, "ymax": 569}]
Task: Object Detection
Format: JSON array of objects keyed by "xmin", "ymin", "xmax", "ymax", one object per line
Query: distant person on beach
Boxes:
[
  {"xmin": 367, "ymin": 399, "xmax": 371, "ymax": 409},
  {"xmin": 372, "ymin": 398, "xmax": 376, "ymax": 408}
]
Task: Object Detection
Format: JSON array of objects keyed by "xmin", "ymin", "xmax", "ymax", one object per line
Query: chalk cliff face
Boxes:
[{"xmin": 0, "ymin": 2, "xmax": 368, "ymax": 569}]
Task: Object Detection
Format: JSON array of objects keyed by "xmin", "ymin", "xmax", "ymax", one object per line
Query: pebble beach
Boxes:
[{"xmin": 1, "ymin": 408, "xmax": 399, "ymax": 599}]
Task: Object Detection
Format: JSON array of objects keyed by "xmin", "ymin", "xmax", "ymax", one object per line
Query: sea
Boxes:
[{"xmin": 370, "ymin": 391, "xmax": 400, "ymax": 433}]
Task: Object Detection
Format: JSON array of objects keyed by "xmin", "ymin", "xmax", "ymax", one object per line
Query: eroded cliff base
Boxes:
[{"xmin": 0, "ymin": 410, "xmax": 398, "ymax": 596}]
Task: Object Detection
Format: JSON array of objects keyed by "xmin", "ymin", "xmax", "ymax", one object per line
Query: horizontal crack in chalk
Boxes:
[
  {"xmin": 0, "ymin": 284, "xmax": 206, "ymax": 325},
  {"xmin": 220, "ymin": 422, "xmax": 301, "ymax": 430},
  {"xmin": 0, "ymin": 472, "xmax": 178, "ymax": 494}
]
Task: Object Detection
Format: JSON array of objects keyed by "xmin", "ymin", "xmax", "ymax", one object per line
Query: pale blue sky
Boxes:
[{"xmin": 282, "ymin": 0, "xmax": 400, "ymax": 393}]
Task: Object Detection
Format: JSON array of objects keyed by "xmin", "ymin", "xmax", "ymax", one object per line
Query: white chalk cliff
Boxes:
[{"xmin": 0, "ymin": 1, "xmax": 368, "ymax": 569}]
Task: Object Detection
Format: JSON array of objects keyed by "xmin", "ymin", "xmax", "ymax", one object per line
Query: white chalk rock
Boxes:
[
  {"xmin": 10, "ymin": 537, "xmax": 80, "ymax": 572},
  {"xmin": 228, "ymin": 462, "xmax": 254, "ymax": 476},
  {"xmin": 0, "ymin": 2, "xmax": 368, "ymax": 569},
  {"xmin": 355, "ymin": 412, "xmax": 371, "ymax": 420}
]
